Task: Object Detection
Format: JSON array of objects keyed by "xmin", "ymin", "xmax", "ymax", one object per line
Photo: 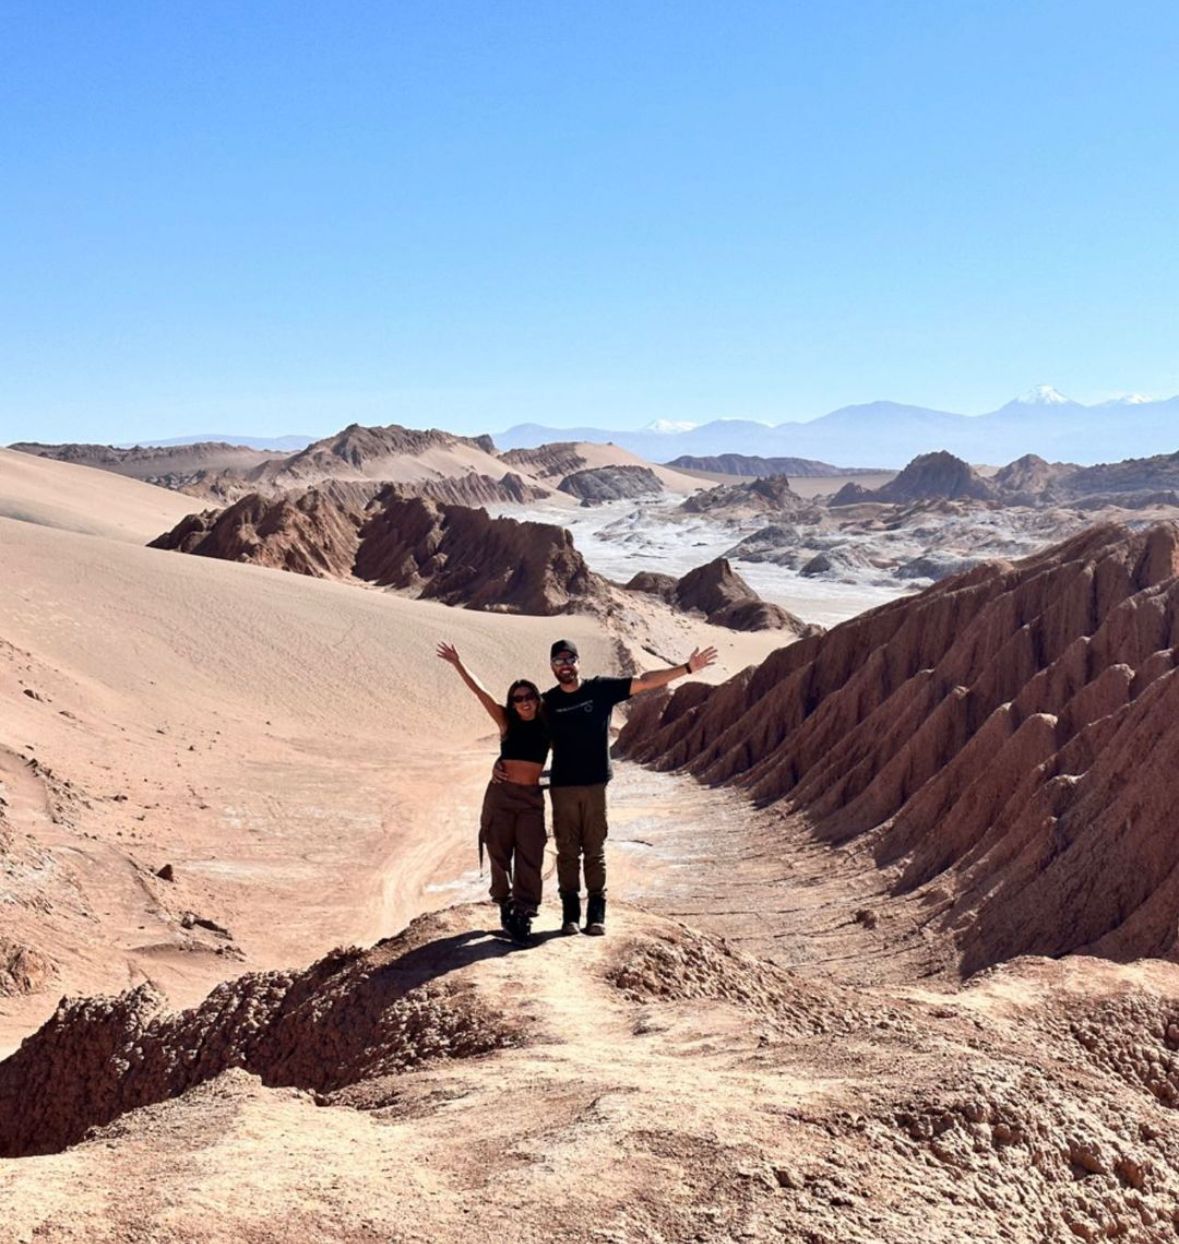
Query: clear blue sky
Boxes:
[{"xmin": 2, "ymin": 1, "xmax": 1177, "ymax": 443}]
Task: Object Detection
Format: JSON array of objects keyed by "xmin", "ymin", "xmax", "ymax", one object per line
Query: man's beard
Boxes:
[{"xmin": 557, "ymin": 669, "xmax": 577, "ymax": 684}]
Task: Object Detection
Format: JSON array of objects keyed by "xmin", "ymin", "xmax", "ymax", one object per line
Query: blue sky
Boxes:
[{"xmin": 2, "ymin": 1, "xmax": 1177, "ymax": 443}]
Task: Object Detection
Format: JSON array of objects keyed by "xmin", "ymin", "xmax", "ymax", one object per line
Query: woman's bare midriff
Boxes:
[{"xmin": 500, "ymin": 758, "xmax": 545, "ymax": 786}]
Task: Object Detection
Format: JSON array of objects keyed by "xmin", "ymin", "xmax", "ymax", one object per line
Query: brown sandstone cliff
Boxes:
[
  {"xmin": 617, "ymin": 523, "xmax": 1179, "ymax": 973},
  {"xmin": 150, "ymin": 487, "xmax": 605, "ymax": 615}
]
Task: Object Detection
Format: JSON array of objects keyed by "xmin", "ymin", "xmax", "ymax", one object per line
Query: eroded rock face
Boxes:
[
  {"xmin": 557, "ymin": 465, "xmax": 663, "ymax": 504},
  {"xmin": 617, "ymin": 523, "xmax": 1179, "ymax": 972},
  {"xmin": 625, "ymin": 557, "xmax": 817, "ymax": 634},
  {"xmin": 0, "ymin": 919, "xmax": 518, "ymax": 1158},
  {"xmin": 499, "ymin": 442, "xmax": 588, "ymax": 481},
  {"xmin": 150, "ymin": 488, "xmax": 605, "ymax": 616}
]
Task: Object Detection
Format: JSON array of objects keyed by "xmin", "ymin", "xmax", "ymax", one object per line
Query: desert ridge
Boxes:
[{"xmin": 0, "ymin": 447, "xmax": 197, "ymax": 542}]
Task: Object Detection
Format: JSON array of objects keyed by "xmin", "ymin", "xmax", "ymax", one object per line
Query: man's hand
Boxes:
[
  {"xmin": 686, "ymin": 646, "xmax": 718, "ymax": 674},
  {"xmin": 491, "ymin": 758, "xmax": 508, "ymax": 785},
  {"xmin": 630, "ymin": 646, "xmax": 721, "ymax": 695}
]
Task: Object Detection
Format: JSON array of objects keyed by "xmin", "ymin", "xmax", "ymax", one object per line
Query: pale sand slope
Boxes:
[
  {"xmin": 561, "ymin": 441, "xmax": 707, "ymax": 493},
  {"xmin": 0, "ymin": 506, "xmax": 784, "ymax": 1053},
  {"xmin": 0, "ymin": 447, "xmax": 196, "ymax": 542}
]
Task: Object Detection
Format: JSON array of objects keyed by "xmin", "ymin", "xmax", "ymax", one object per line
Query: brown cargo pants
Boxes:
[
  {"xmin": 549, "ymin": 783, "xmax": 608, "ymax": 897},
  {"xmin": 479, "ymin": 781, "xmax": 546, "ymax": 914}
]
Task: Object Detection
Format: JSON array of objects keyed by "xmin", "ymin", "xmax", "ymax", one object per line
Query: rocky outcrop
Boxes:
[
  {"xmin": 499, "ymin": 442, "xmax": 588, "ymax": 481},
  {"xmin": 625, "ymin": 557, "xmax": 817, "ymax": 635},
  {"xmin": 617, "ymin": 523, "xmax": 1179, "ymax": 973},
  {"xmin": 831, "ymin": 451, "xmax": 994, "ymax": 506},
  {"xmin": 414, "ymin": 471, "xmax": 546, "ymax": 507},
  {"xmin": 668, "ymin": 453, "xmax": 863, "ymax": 477},
  {"xmin": 991, "ymin": 454, "xmax": 1077, "ymax": 500},
  {"xmin": 557, "ymin": 465, "xmax": 663, "ymax": 504},
  {"xmin": 150, "ymin": 487, "xmax": 605, "ymax": 615},
  {"xmin": 1058, "ymin": 451, "xmax": 1179, "ymax": 501},
  {"xmin": 680, "ymin": 475, "xmax": 820, "ymax": 519},
  {"xmin": 0, "ymin": 913, "xmax": 518, "ymax": 1157}
]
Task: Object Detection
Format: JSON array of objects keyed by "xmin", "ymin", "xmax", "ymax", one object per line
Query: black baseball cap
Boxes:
[{"xmin": 550, "ymin": 639, "xmax": 579, "ymax": 661}]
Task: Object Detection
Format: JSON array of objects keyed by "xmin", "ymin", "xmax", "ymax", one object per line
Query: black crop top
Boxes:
[{"xmin": 499, "ymin": 716, "xmax": 550, "ymax": 765}]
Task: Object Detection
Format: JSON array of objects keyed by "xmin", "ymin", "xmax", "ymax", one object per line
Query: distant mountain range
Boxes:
[
  {"xmin": 116, "ymin": 433, "xmax": 316, "ymax": 451},
  {"xmin": 493, "ymin": 387, "xmax": 1179, "ymax": 467}
]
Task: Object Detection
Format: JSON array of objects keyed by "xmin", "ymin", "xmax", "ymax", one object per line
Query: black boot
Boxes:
[
  {"xmin": 560, "ymin": 890, "xmax": 581, "ymax": 936},
  {"xmin": 506, "ymin": 903, "xmax": 534, "ymax": 944},
  {"xmin": 585, "ymin": 892, "xmax": 606, "ymax": 937},
  {"xmin": 497, "ymin": 899, "xmax": 512, "ymax": 934}
]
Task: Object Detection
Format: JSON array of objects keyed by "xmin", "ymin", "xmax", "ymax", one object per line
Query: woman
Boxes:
[{"xmin": 435, "ymin": 641, "xmax": 550, "ymax": 942}]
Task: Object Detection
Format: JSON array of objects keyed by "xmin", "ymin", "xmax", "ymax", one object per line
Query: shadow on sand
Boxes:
[{"xmin": 379, "ymin": 925, "xmax": 568, "ymax": 992}]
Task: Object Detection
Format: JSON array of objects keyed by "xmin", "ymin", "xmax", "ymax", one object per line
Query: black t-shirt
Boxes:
[{"xmin": 543, "ymin": 676, "xmax": 633, "ymax": 787}]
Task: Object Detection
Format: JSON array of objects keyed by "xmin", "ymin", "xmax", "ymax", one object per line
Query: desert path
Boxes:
[{"xmin": 0, "ymin": 498, "xmax": 788, "ymax": 1052}]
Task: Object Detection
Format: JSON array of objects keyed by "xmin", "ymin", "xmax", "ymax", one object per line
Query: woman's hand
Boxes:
[{"xmin": 436, "ymin": 641, "xmax": 462, "ymax": 668}]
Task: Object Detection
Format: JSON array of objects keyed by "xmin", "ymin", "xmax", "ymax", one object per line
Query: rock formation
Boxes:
[
  {"xmin": 151, "ymin": 487, "xmax": 605, "ymax": 615},
  {"xmin": 557, "ymin": 464, "xmax": 663, "ymax": 504},
  {"xmin": 0, "ymin": 916, "xmax": 518, "ymax": 1158},
  {"xmin": 680, "ymin": 475, "xmax": 820, "ymax": 518},
  {"xmin": 618, "ymin": 522, "xmax": 1179, "ymax": 973},
  {"xmin": 498, "ymin": 442, "xmax": 588, "ymax": 481},
  {"xmin": 830, "ymin": 451, "xmax": 995, "ymax": 506},
  {"xmin": 626, "ymin": 558, "xmax": 818, "ymax": 635}
]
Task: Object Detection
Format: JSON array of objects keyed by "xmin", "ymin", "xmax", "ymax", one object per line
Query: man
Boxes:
[{"xmin": 542, "ymin": 638, "xmax": 717, "ymax": 936}]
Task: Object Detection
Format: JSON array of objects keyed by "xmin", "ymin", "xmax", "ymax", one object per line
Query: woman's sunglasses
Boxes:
[{"xmin": 511, "ymin": 692, "xmax": 539, "ymax": 704}]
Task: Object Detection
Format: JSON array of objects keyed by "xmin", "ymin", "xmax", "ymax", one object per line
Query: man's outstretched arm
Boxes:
[{"xmin": 629, "ymin": 646, "xmax": 718, "ymax": 696}]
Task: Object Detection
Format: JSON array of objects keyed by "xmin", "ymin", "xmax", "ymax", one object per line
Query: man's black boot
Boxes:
[
  {"xmin": 560, "ymin": 891, "xmax": 581, "ymax": 935},
  {"xmin": 497, "ymin": 900, "xmax": 512, "ymax": 933},
  {"xmin": 585, "ymin": 892, "xmax": 606, "ymax": 937},
  {"xmin": 507, "ymin": 904, "xmax": 534, "ymax": 944}
]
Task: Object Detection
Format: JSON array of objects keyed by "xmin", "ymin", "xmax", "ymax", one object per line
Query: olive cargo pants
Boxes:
[
  {"xmin": 479, "ymin": 781, "xmax": 546, "ymax": 914},
  {"xmin": 549, "ymin": 783, "xmax": 608, "ymax": 896}
]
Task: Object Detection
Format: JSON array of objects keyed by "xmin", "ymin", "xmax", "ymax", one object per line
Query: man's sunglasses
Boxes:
[
  {"xmin": 511, "ymin": 692, "xmax": 539, "ymax": 704},
  {"xmin": 551, "ymin": 655, "xmax": 578, "ymax": 666}
]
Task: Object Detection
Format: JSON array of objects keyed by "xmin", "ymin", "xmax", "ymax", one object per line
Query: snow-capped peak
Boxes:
[
  {"xmin": 1015, "ymin": 384, "xmax": 1072, "ymax": 406},
  {"xmin": 642, "ymin": 418, "xmax": 698, "ymax": 433},
  {"xmin": 1098, "ymin": 392, "xmax": 1151, "ymax": 406}
]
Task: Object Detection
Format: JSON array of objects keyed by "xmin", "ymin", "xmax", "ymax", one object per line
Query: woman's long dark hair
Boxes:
[{"xmin": 504, "ymin": 679, "xmax": 544, "ymax": 728}]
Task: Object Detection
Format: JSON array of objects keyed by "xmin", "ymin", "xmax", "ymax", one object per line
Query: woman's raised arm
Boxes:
[{"xmin": 435, "ymin": 642, "xmax": 507, "ymax": 734}]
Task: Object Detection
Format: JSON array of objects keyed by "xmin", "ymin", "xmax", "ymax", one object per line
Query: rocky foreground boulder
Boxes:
[
  {"xmin": 618, "ymin": 522, "xmax": 1179, "ymax": 973},
  {"xmin": 150, "ymin": 487, "xmax": 605, "ymax": 615}
]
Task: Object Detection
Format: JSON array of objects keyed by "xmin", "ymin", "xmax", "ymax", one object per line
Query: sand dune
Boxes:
[{"xmin": 0, "ymin": 447, "xmax": 196, "ymax": 542}]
